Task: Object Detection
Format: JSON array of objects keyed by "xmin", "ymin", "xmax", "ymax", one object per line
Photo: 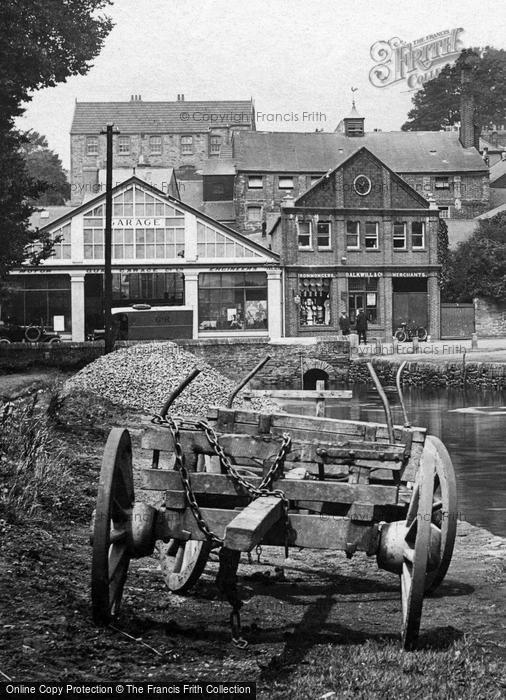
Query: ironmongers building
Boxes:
[
  {"xmin": 271, "ymin": 146, "xmax": 442, "ymax": 339},
  {"xmin": 1, "ymin": 177, "xmax": 281, "ymax": 342}
]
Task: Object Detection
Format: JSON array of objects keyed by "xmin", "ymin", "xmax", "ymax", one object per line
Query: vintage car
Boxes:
[{"xmin": 0, "ymin": 321, "xmax": 62, "ymax": 344}]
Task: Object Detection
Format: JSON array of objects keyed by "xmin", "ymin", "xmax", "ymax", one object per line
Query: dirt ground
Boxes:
[{"xmin": 1, "ymin": 375, "xmax": 506, "ymax": 696}]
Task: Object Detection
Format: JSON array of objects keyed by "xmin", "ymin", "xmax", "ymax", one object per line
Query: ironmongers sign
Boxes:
[{"xmin": 298, "ymin": 273, "xmax": 334, "ymax": 278}]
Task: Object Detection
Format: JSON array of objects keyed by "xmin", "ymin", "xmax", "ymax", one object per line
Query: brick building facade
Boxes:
[
  {"xmin": 271, "ymin": 147, "xmax": 441, "ymax": 339},
  {"xmin": 232, "ymin": 128, "xmax": 489, "ymax": 237},
  {"xmin": 70, "ymin": 96, "xmax": 255, "ymax": 204}
]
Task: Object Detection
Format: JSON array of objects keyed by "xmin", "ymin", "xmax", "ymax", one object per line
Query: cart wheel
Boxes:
[
  {"xmin": 395, "ymin": 330, "xmax": 406, "ymax": 342},
  {"xmin": 158, "ymin": 453, "xmax": 212, "ymax": 593},
  {"xmin": 158, "ymin": 539, "xmax": 212, "ymax": 593},
  {"xmin": 424, "ymin": 435, "xmax": 457, "ymax": 594},
  {"xmin": 91, "ymin": 428, "xmax": 134, "ymax": 625},
  {"xmin": 417, "ymin": 326, "xmax": 428, "ymax": 342},
  {"xmin": 401, "ymin": 441, "xmax": 436, "ymax": 650}
]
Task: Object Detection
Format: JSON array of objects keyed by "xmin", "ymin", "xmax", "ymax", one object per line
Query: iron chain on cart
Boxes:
[{"xmin": 152, "ymin": 411, "xmax": 292, "ymax": 647}]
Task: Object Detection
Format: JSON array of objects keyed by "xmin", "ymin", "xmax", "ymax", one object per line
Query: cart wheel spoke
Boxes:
[
  {"xmin": 110, "ymin": 527, "xmax": 127, "ymax": 544},
  {"xmin": 91, "ymin": 428, "xmax": 134, "ymax": 625},
  {"xmin": 405, "ymin": 482, "xmax": 419, "ymax": 525},
  {"xmin": 108, "ymin": 543, "xmax": 129, "ymax": 583}
]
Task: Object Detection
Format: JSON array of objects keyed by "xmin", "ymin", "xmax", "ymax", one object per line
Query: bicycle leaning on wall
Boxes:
[{"xmin": 394, "ymin": 320, "xmax": 428, "ymax": 342}]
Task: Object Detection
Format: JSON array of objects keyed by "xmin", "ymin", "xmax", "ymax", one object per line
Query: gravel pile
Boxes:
[{"xmin": 64, "ymin": 342, "xmax": 278, "ymax": 416}]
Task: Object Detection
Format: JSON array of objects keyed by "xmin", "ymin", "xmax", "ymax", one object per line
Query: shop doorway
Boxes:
[{"xmin": 392, "ymin": 278, "xmax": 428, "ymax": 334}]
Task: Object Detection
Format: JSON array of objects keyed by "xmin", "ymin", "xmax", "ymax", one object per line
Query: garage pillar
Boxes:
[
  {"xmin": 184, "ymin": 271, "xmax": 199, "ymax": 339},
  {"xmin": 71, "ymin": 274, "xmax": 86, "ymax": 342},
  {"xmin": 267, "ymin": 269, "xmax": 282, "ymax": 339}
]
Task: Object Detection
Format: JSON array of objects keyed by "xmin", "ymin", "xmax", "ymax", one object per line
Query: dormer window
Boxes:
[{"xmin": 279, "ymin": 176, "xmax": 294, "ymax": 190}]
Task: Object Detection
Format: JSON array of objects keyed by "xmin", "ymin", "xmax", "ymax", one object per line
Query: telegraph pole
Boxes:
[{"xmin": 101, "ymin": 123, "xmax": 118, "ymax": 354}]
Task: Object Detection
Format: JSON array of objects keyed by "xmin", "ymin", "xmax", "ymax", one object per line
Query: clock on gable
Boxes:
[{"xmin": 353, "ymin": 174, "xmax": 371, "ymax": 196}]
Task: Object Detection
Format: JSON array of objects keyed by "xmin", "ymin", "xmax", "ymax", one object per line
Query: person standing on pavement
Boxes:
[
  {"xmin": 356, "ymin": 308, "xmax": 368, "ymax": 344},
  {"xmin": 339, "ymin": 311, "xmax": 351, "ymax": 336}
]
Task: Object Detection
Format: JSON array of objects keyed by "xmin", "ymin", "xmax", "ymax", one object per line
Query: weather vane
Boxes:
[{"xmin": 351, "ymin": 86, "xmax": 358, "ymax": 108}]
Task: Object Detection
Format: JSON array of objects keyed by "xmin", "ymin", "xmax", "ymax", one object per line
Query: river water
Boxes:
[{"xmin": 281, "ymin": 386, "xmax": 506, "ymax": 538}]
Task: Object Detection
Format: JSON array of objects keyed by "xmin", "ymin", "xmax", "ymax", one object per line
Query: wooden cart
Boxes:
[{"xmin": 90, "ymin": 361, "xmax": 457, "ymax": 650}]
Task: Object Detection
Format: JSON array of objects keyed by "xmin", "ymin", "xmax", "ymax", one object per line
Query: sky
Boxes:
[{"xmin": 16, "ymin": 0, "xmax": 506, "ymax": 169}]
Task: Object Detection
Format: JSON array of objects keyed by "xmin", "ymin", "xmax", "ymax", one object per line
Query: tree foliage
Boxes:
[
  {"xmin": 21, "ymin": 131, "xmax": 70, "ymax": 206},
  {"xmin": 0, "ymin": 0, "xmax": 112, "ymax": 284},
  {"xmin": 437, "ymin": 218, "xmax": 451, "ymax": 294},
  {"xmin": 444, "ymin": 213, "xmax": 506, "ymax": 302},
  {"xmin": 0, "ymin": 0, "xmax": 113, "ymax": 128},
  {"xmin": 402, "ymin": 47, "xmax": 506, "ymax": 132}
]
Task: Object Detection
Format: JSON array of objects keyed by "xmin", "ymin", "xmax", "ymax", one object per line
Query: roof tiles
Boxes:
[
  {"xmin": 71, "ymin": 100, "xmax": 254, "ymax": 134},
  {"xmin": 233, "ymin": 130, "xmax": 488, "ymax": 174}
]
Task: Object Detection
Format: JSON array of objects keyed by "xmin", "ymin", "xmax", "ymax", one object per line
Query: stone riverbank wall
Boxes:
[
  {"xmin": 176, "ymin": 338, "xmax": 349, "ymax": 386},
  {"xmin": 348, "ymin": 358, "xmax": 506, "ymax": 390},
  {"xmin": 0, "ymin": 338, "xmax": 350, "ymax": 387},
  {"xmin": 1, "ymin": 340, "xmax": 505, "ymax": 390}
]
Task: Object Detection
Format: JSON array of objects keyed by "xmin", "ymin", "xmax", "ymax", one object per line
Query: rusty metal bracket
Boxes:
[
  {"xmin": 152, "ymin": 368, "xmax": 202, "ymax": 469},
  {"xmin": 395, "ymin": 361, "xmax": 411, "ymax": 428},
  {"xmin": 366, "ymin": 362, "xmax": 395, "ymax": 444},
  {"xmin": 160, "ymin": 368, "xmax": 202, "ymax": 418},
  {"xmin": 227, "ymin": 356, "xmax": 271, "ymax": 408}
]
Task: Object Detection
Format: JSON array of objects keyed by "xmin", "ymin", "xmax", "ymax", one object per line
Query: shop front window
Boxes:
[
  {"xmin": 298, "ymin": 277, "xmax": 331, "ymax": 327},
  {"xmin": 84, "ymin": 272, "xmax": 184, "ymax": 336},
  {"xmin": 1, "ymin": 275, "xmax": 72, "ymax": 331},
  {"xmin": 198, "ymin": 272, "xmax": 268, "ymax": 332},
  {"xmin": 112, "ymin": 272, "xmax": 184, "ymax": 305},
  {"xmin": 348, "ymin": 277, "xmax": 378, "ymax": 324}
]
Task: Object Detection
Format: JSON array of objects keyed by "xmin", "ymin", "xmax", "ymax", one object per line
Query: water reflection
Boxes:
[{"xmin": 281, "ymin": 386, "xmax": 506, "ymax": 537}]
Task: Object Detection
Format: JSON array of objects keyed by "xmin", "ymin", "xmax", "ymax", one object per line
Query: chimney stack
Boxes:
[
  {"xmin": 177, "ymin": 94, "xmax": 185, "ymax": 101},
  {"xmin": 459, "ymin": 58, "xmax": 480, "ymax": 150}
]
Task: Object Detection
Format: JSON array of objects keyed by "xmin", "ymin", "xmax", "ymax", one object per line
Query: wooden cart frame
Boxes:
[{"xmin": 90, "ymin": 361, "xmax": 457, "ymax": 650}]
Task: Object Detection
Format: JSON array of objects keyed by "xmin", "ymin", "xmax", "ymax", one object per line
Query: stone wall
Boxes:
[
  {"xmin": 176, "ymin": 337, "xmax": 349, "ymax": 386},
  {"xmin": 0, "ymin": 338, "xmax": 349, "ymax": 388},
  {"xmin": 348, "ymin": 358, "xmax": 506, "ymax": 390},
  {"xmin": 475, "ymin": 298, "xmax": 506, "ymax": 337}
]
